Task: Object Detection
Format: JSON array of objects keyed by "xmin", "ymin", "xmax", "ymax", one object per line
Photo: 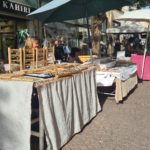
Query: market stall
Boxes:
[
  {"xmin": 95, "ymin": 59, "xmax": 138, "ymax": 103},
  {"xmin": 117, "ymin": 9, "xmax": 150, "ymax": 80},
  {"xmin": 0, "ymin": 64, "xmax": 101, "ymax": 150}
]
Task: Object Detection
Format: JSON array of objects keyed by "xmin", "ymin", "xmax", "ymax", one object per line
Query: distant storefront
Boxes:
[{"xmin": 0, "ymin": 0, "xmax": 37, "ymax": 62}]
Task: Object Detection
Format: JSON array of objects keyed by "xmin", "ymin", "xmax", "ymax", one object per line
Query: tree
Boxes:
[
  {"xmin": 91, "ymin": 14, "xmax": 106, "ymax": 57},
  {"xmin": 134, "ymin": 0, "xmax": 150, "ymax": 7}
]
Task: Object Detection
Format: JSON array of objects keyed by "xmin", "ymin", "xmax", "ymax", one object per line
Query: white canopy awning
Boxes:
[{"xmin": 106, "ymin": 22, "xmax": 147, "ymax": 34}]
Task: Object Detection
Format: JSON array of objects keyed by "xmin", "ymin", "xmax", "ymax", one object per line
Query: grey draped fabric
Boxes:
[
  {"xmin": 0, "ymin": 68, "xmax": 100, "ymax": 150},
  {"xmin": 37, "ymin": 69, "xmax": 101, "ymax": 150},
  {"xmin": 0, "ymin": 81, "xmax": 33, "ymax": 150}
]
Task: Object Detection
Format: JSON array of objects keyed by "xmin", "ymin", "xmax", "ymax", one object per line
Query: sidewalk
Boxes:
[{"xmin": 62, "ymin": 81, "xmax": 150, "ymax": 150}]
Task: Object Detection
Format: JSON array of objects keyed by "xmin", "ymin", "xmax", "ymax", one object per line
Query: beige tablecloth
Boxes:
[{"xmin": 115, "ymin": 74, "xmax": 138, "ymax": 103}]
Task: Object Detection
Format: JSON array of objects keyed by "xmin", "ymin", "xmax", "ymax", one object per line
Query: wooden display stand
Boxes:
[
  {"xmin": 35, "ymin": 48, "xmax": 45, "ymax": 69},
  {"xmin": 44, "ymin": 47, "xmax": 49, "ymax": 66},
  {"xmin": 8, "ymin": 47, "xmax": 50, "ymax": 71},
  {"xmin": 23, "ymin": 48, "xmax": 35, "ymax": 69},
  {"xmin": 8, "ymin": 47, "xmax": 23, "ymax": 72}
]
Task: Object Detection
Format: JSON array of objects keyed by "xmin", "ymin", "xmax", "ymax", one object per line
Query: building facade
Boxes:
[{"xmin": 0, "ymin": 0, "xmax": 40, "ymax": 62}]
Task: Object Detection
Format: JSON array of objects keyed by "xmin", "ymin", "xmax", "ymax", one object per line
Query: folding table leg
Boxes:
[{"xmin": 39, "ymin": 102, "xmax": 44, "ymax": 150}]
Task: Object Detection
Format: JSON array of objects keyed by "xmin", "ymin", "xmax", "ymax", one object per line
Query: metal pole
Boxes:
[
  {"xmin": 39, "ymin": 100, "xmax": 44, "ymax": 150},
  {"xmin": 141, "ymin": 23, "xmax": 150, "ymax": 79}
]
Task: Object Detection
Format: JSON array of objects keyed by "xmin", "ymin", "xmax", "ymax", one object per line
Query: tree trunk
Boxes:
[
  {"xmin": 106, "ymin": 11, "xmax": 113, "ymax": 56},
  {"xmin": 91, "ymin": 16, "xmax": 101, "ymax": 57},
  {"xmin": 91, "ymin": 14, "xmax": 106, "ymax": 58}
]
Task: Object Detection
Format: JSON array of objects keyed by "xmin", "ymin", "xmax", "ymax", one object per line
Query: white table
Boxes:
[{"xmin": 96, "ymin": 64, "xmax": 138, "ymax": 103}]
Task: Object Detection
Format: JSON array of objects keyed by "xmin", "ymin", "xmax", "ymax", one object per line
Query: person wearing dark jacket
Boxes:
[
  {"xmin": 114, "ymin": 38, "xmax": 121, "ymax": 57},
  {"xmin": 54, "ymin": 40, "xmax": 64, "ymax": 61}
]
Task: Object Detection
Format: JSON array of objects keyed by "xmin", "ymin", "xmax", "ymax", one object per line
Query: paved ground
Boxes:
[{"xmin": 62, "ymin": 81, "xmax": 150, "ymax": 150}]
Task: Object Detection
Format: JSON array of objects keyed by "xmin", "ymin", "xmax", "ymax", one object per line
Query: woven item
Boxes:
[{"xmin": 0, "ymin": 64, "xmax": 95, "ymax": 83}]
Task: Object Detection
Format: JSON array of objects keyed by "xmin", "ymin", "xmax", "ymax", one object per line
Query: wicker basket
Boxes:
[{"xmin": 78, "ymin": 55, "xmax": 97, "ymax": 63}]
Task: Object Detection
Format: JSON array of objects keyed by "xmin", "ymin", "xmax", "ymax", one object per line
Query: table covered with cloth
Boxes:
[
  {"xmin": 0, "ymin": 67, "xmax": 101, "ymax": 150},
  {"xmin": 96, "ymin": 63, "xmax": 138, "ymax": 103}
]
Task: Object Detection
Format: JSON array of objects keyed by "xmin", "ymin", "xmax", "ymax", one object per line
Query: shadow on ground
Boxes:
[{"xmin": 97, "ymin": 85, "xmax": 116, "ymax": 109}]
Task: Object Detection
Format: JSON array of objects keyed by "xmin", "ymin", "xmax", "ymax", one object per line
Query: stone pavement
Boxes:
[{"xmin": 62, "ymin": 81, "xmax": 150, "ymax": 150}]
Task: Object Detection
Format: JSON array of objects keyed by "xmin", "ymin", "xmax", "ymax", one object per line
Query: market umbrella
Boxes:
[
  {"xmin": 117, "ymin": 9, "xmax": 150, "ymax": 79},
  {"xmin": 28, "ymin": 0, "xmax": 133, "ymax": 62},
  {"xmin": 28, "ymin": 0, "xmax": 133, "ymax": 22}
]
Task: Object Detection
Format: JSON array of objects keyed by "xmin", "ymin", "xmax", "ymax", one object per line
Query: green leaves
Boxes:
[
  {"xmin": 16, "ymin": 29, "xmax": 29, "ymax": 45},
  {"xmin": 134, "ymin": 0, "xmax": 150, "ymax": 7}
]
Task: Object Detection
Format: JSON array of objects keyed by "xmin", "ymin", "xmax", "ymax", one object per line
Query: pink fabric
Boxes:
[{"xmin": 131, "ymin": 54, "xmax": 150, "ymax": 80}]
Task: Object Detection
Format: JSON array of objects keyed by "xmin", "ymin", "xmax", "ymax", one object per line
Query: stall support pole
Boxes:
[
  {"xmin": 39, "ymin": 99, "xmax": 44, "ymax": 150},
  {"xmin": 141, "ymin": 23, "xmax": 150, "ymax": 79}
]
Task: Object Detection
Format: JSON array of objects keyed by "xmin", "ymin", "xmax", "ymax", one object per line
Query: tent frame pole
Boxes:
[{"xmin": 141, "ymin": 22, "xmax": 150, "ymax": 79}]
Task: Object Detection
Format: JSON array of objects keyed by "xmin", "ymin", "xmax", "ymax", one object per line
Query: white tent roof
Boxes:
[
  {"xmin": 106, "ymin": 22, "xmax": 147, "ymax": 34},
  {"xmin": 116, "ymin": 9, "xmax": 150, "ymax": 22}
]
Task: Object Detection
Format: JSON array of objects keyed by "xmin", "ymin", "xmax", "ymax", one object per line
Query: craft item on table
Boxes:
[
  {"xmin": 0, "ymin": 72, "xmax": 24, "ymax": 79},
  {"xmin": 116, "ymin": 60, "xmax": 133, "ymax": 65},
  {"xmin": 96, "ymin": 68, "xmax": 112, "ymax": 72},
  {"xmin": 55, "ymin": 70, "xmax": 81, "ymax": 78},
  {"xmin": 96, "ymin": 71, "xmax": 115, "ymax": 87},
  {"xmin": 0, "ymin": 73, "xmax": 38, "ymax": 82},
  {"xmin": 99, "ymin": 60, "xmax": 116, "ymax": 69},
  {"xmin": 0, "ymin": 63, "xmax": 94, "ymax": 82},
  {"xmin": 24, "ymin": 73, "xmax": 55, "ymax": 79},
  {"xmin": 34, "ymin": 76, "xmax": 63, "ymax": 87},
  {"xmin": 78, "ymin": 55, "xmax": 98, "ymax": 63},
  {"xmin": 11, "ymin": 76, "xmax": 38, "ymax": 82}
]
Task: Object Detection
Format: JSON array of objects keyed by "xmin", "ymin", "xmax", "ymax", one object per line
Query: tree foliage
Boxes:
[{"xmin": 134, "ymin": 0, "xmax": 150, "ymax": 7}]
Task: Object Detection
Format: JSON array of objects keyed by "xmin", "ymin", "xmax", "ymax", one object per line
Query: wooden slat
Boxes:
[
  {"xmin": 31, "ymin": 118, "xmax": 39, "ymax": 125},
  {"xmin": 31, "ymin": 131, "xmax": 40, "ymax": 137}
]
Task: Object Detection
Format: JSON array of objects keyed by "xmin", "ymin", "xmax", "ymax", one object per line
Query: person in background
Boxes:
[
  {"xmin": 33, "ymin": 37, "xmax": 40, "ymax": 48},
  {"xmin": 107, "ymin": 35, "xmax": 113, "ymax": 57},
  {"xmin": 42, "ymin": 38, "xmax": 49, "ymax": 48},
  {"xmin": 63, "ymin": 41, "xmax": 71, "ymax": 61},
  {"xmin": 147, "ymin": 36, "xmax": 150, "ymax": 55},
  {"xmin": 25, "ymin": 37, "xmax": 40, "ymax": 48},
  {"xmin": 54, "ymin": 40, "xmax": 64, "ymax": 62},
  {"xmin": 68, "ymin": 47, "xmax": 81, "ymax": 63},
  {"xmin": 114, "ymin": 38, "xmax": 121, "ymax": 58}
]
